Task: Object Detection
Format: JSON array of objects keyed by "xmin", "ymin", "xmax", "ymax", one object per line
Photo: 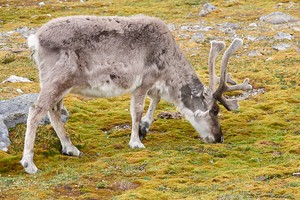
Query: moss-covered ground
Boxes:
[{"xmin": 0, "ymin": 0, "xmax": 300, "ymax": 199}]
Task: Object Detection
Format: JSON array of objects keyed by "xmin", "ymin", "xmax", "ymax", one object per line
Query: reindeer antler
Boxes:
[
  {"xmin": 208, "ymin": 40, "xmax": 225, "ymax": 92},
  {"xmin": 209, "ymin": 38, "xmax": 252, "ymax": 110}
]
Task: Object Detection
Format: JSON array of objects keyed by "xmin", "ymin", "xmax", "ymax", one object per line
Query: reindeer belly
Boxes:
[{"xmin": 71, "ymin": 75, "xmax": 142, "ymax": 98}]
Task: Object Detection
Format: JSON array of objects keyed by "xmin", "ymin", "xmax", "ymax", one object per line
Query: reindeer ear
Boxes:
[{"xmin": 194, "ymin": 110, "xmax": 209, "ymax": 118}]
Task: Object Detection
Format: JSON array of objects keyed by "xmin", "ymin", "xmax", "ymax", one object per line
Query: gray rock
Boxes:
[
  {"xmin": 248, "ymin": 50, "xmax": 262, "ymax": 57},
  {"xmin": 224, "ymin": 28, "xmax": 235, "ymax": 35},
  {"xmin": 38, "ymin": 2, "xmax": 45, "ymax": 6},
  {"xmin": 260, "ymin": 12, "xmax": 299, "ymax": 24},
  {"xmin": 274, "ymin": 32, "xmax": 294, "ymax": 40},
  {"xmin": 246, "ymin": 35, "xmax": 257, "ymax": 41},
  {"xmin": 180, "ymin": 25, "xmax": 212, "ymax": 32},
  {"xmin": 2, "ymin": 75, "xmax": 32, "ymax": 83},
  {"xmin": 191, "ymin": 33, "xmax": 205, "ymax": 43},
  {"xmin": 223, "ymin": 22, "xmax": 239, "ymax": 29},
  {"xmin": 199, "ymin": 3, "xmax": 216, "ymax": 17},
  {"xmin": 15, "ymin": 27, "xmax": 36, "ymax": 38},
  {"xmin": 272, "ymin": 43, "xmax": 291, "ymax": 51},
  {"xmin": 168, "ymin": 23, "xmax": 176, "ymax": 31},
  {"xmin": 0, "ymin": 93, "xmax": 69, "ymax": 152},
  {"xmin": 249, "ymin": 23, "xmax": 258, "ymax": 27}
]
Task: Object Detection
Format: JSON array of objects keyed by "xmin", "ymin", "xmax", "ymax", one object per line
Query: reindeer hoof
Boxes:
[
  {"xmin": 20, "ymin": 159, "xmax": 39, "ymax": 174},
  {"xmin": 62, "ymin": 145, "xmax": 81, "ymax": 157},
  {"xmin": 139, "ymin": 121, "xmax": 150, "ymax": 140},
  {"xmin": 129, "ymin": 140, "xmax": 145, "ymax": 149}
]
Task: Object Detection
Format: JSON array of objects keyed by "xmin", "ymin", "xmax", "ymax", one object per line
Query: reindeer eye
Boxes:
[
  {"xmin": 211, "ymin": 109, "xmax": 218, "ymax": 116},
  {"xmin": 209, "ymin": 104, "xmax": 220, "ymax": 116}
]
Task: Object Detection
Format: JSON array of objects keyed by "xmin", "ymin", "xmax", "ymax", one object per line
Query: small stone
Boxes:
[
  {"xmin": 199, "ymin": 3, "xmax": 216, "ymax": 17},
  {"xmin": 191, "ymin": 33, "xmax": 205, "ymax": 43},
  {"xmin": 15, "ymin": 27, "xmax": 36, "ymax": 38},
  {"xmin": 248, "ymin": 50, "xmax": 262, "ymax": 57},
  {"xmin": 274, "ymin": 32, "xmax": 294, "ymax": 40},
  {"xmin": 38, "ymin": 2, "xmax": 45, "ymax": 6},
  {"xmin": 16, "ymin": 89, "xmax": 24, "ymax": 94},
  {"xmin": 249, "ymin": 23, "xmax": 258, "ymax": 27},
  {"xmin": 224, "ymin": 28, "xmax": 235, "ymax": 34},
  {"xmin": 272, "ymin": 43, "xmax": 291, "ymax": 51},
  {"xmin": 167, "ymin": 23, "xmax": 176, "ymax": 31},
  {"xmin": 265, "ymin": 57, "xmax": 273, "ymax": 61},
  {"xmin": 2, "ymin": 75, "xmax": 32, "ymax": 83},
  {"xmin": 180, "ymin": 26, "xmax": 190, "ymax": 31},
  {"xmin": 223, "ymin": 22, "xmax": 239, "ymax": 29},
  {"xmin": 246, "ymin": 35, "xmax": 257, "ymax": 41},
  {"xmin": 260, "ymin": 12, "xmax": 298, "ymax": 24}
]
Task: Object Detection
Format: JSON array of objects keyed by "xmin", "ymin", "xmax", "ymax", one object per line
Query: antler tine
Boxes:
[
  {"xmin": 226, "ymin": 78, "xmax": 252, "ymax": 92},
  {"xmin": 213, "ymin": 38, "xmax": 252, "ymax": 111},
  {"xmin": 218, "ymin": 38, "xmax": 243, "ymax": 89},
  {"xmin": 209, "ymin": 41, "xmax": 225, "ymax": 92}
]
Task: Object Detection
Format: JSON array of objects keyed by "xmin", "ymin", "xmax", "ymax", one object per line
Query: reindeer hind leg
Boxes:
[{"xmin": 48, "ymin": 100, "xmax": 81, "ymax": 157}]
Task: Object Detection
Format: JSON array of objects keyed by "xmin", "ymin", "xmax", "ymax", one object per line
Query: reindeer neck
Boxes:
[{"xmin": 158, "ymin": 45, "xmax": 208, "ymax": 114}]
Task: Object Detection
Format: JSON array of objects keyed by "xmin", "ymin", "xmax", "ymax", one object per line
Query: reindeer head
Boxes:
[{"xmin": 186, "ymin": 38, "xmax": 252, "ymax": 144}]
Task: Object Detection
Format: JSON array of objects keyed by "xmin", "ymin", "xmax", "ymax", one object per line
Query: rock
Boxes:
[
  {"xmin": 180, "ymin": 25, "xmax": 212, "ymax": 32},
  {"xmin": 249, "ymin": 23, "xmax": 258, "ymax": 27},
  {"xmin": 180, "ymin": 26, "xmax": 191, "ymax": 31},
  {"xmin": 265, "ymin": 57, "xmax": 273, "ymax": 61},
  {"xmin": 191, "ymin": 33, "xmax": 205, "ymax": 43},
  {"xmin": 0, "ymin": 94, "xmax": 69, "ymax": 152},
  {"xmin": 248, "ymin": 50, "xmax": 262, "ymax": 57},
  {"xmin": 38, "ymin": 2, "xmax": 45, "ymax": 6},
  {"xmin": 246, "ymin": 35, "xmax": 257, "ymax": 41},
  {"xmin": 198, "ymin": 3, "xmax": 216, "ymax": 17},
  {"xmin": 260, "ymin": 12, "xmax": 299, "ymax": 24},
  {"xmin": 272, "ymin": 43, "xmax": 291, "ymax": 51},
  {"xmin": 168, "ymin": 23, "xmax": 176, "ymax": 31},
  {"xmin": 293, "ymin": 27, "xmax": 300, "ymax": 32},
  {"xmin": 224, "ymin": 28, "xmax": 235, "ymax": 35},
  {"xmin": 0, "ymin": 31, "xmax": 14, "ymax": 37},
  {"xmin": 274, "ymin": 32, "xmax": 294, "ymax": 40},
  {"xmin": 2, "ymin": 75, "xmax": 32, "ymax": 83},
  {"xmin": 223, "ymin": 22, "xmax": 239, "ymax": 29},
  {"xmin": 15, "ymin": 27, "xmax": 36, "ymax": 38},
  {"xmin": 16, "ymin": 89, "xmax": 24, "ymax": 94}
]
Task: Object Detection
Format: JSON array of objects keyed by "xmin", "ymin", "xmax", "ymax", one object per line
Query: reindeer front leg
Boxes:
[{"xmin": 129, "ymin": 87, "xmax": 147, "ymax": 148}]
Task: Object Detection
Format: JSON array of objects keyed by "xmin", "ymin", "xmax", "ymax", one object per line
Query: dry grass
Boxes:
[{"xmin": 0, "ymin": 0, "xmax": 300, "ymax": 199}]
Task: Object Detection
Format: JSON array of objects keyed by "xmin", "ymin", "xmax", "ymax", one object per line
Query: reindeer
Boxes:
[{"xmin": 21, "ymin": 15, "xmax": 252, "ymax": 174}]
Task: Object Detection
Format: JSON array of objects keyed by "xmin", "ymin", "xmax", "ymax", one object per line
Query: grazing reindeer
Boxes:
[{"xmin": 21, "ymin": 15, "xmax": 251, "ymax": 174}]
